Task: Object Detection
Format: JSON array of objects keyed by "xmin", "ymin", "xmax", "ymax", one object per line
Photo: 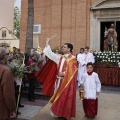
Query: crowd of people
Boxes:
[{"xmin": 0, "ymin": 38, "xmax": 101, "ymax": 120}]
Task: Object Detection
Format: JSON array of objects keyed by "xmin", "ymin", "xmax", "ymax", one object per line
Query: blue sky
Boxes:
[{"xmin": 14, "ymin": 0, "xmax": 21, "ymax": 10}]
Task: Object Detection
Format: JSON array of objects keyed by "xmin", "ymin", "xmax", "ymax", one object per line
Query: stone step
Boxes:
[
  {"xmin": 22, "ymin": 90, "xmax": 50, "ymax": 100},
  {"xmin": 23, "ymin": 83, "xmax": 42, "ymax": 92},
  {"xmin": 101, "ymin": 85, "xmax": 120, "ymax": 94},
  {"xmin": 22, "ymin": 90, "xmax": 44, "ymax": 96},
  {"xmin": 21, "ymin": 83, "xmax": 48, "ymax": 100}
]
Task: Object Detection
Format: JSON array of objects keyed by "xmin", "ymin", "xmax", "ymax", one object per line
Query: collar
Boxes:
[
  {"xmin": 64, "ymin": 53, "xmax": 70, "ymax": 57},
  {"xmin": 87, "ymin": 71, "xmax": 93, "ymax": 76}
]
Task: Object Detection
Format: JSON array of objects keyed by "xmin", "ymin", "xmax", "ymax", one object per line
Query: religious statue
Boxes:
[
  {"xmin": 104, "ymin": 24, "xmax": 118, "ymax": 52},
  {"xmin": 2, "ymin": 30, "xmax": 6, "ymax": 38}
]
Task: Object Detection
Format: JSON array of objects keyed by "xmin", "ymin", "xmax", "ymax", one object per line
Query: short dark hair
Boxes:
[
  {"xmin": 64, "ymin": 43, "xmax": 73, "ymax": 53},
  {"xmin": 87, "ymin": 62, "xmax": 94, "ymax": 67},
  {"xmin": 80, "ymin": 48, "xmax": 84, "ymax": 51},
  {"xmin": 84, "ymin": 46, "xmax": 89, "ymax": 50}
]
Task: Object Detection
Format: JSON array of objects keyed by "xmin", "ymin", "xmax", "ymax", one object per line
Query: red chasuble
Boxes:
[
  {"xmin": 35, "ymin": 60, "xmax": 57, "ymax": 96},
  {"xmin": 50, "ymin": 55, "xmax": 78, "ymax": 120}
]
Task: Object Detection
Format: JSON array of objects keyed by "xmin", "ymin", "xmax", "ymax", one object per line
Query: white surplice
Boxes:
[
  {"xmin": 83, "ymin": 52, "xmax": 95, "ymax": 73},
  {"xmin": 83, "ymin": 52, "xmax": 95, "ymax": 65},
  {"xmin": 77, "ymin": 53, "xmax": 85, "ymax": 86},
  {"xmin": 77, "ymin": 52, "xmax": 95, "ymax": 86},
  {"xmin": 80, "ymin": 72, "xmax": 101, "ymax": 99}
]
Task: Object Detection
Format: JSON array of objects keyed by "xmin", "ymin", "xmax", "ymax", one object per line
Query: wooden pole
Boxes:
[{"xmin": 16, "ymin": 78, "xmax": 22, "ymax": 113}]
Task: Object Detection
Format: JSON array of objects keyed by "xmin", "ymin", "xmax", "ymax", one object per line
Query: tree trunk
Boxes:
[{"xmin": 25, "ymin": 0, "xmax": 34, "ymax": 54}]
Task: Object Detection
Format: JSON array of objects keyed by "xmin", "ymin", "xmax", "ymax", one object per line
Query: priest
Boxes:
[{"xmin": 43, "ymin": 38, "xmax": 78, "ymax": 120}]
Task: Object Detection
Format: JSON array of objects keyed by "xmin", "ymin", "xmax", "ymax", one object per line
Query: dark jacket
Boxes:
[{"xmin": 0, "ymin": 63, "xmax": 16, "ymax": 119}]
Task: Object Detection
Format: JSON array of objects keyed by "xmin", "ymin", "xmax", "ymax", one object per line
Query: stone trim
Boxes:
[{"xmin": 91, "ymin": 0, "xmax": 120, "ymax": 10}]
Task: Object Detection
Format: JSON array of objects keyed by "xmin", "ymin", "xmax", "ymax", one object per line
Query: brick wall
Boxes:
[{"xmin": 20, "ymin": 0, "xmax": 96, "ymax": 54}]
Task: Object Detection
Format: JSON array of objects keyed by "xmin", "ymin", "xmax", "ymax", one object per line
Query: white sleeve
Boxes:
[
  {"xmin": 78, "ymin": 54, "xmax": 86, "ymax": 66},
  {"xmin": 80, "ymin": 74, "xmax": 85, "ymax": 84},
  {"xmin": 77, "ymin": 54, "xmax": 84, "ymax": 64},
  {"xmin": 88, "ymin": 53, "xmax": 95, "ymax": 63},
  {"xmin": 95, "ymin": 74, "xmax": 101, "ymax": 92},
  {"xmin": 43, "ymin": 45, "xmax": 61, "ymax": 64},
  {"xmin": 80, "ymin": 57, "xmax": 86, "ymax": 66},
  {"xmin": 91, "ymin": 53, "xmax": 95, "ymax": 63},
  {"xmin": 77, "ymin": 54, "xmax": 80, "ymax": 62}
]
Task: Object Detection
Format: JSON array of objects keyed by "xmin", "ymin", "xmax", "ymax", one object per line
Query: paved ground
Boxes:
[
  {"xmin": 17, "ymin": 105, "xmax": 42, "ymax": 119},
  {"xmin": 32, "ymin": 91, "xmax": 120, "ymax": 120},
  {"xmin": 16, "ymin": 98, "xmax": 48, "ymax": 120},
  {"xmin": 17, "ymin": 87, "xmax": 120, "ymax": 120}
]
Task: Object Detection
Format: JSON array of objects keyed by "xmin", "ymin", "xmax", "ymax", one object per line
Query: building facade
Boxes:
[
  {"xmin": 0, "ymin": 0, "xmax": 14, "ymax": 30},
  {"xmin": 20, "ymin": 0, "xmax": 120, "ymax": 53},
  {"xmin": 0, "ymin": 0, "xmax": 19, "ymax": 48}
]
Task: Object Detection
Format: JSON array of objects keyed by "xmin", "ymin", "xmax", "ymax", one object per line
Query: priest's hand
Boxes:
[
  {"xmin": 10, "ymin": 112, "xmax": 16, "ymax": 119},
  {"xmin": 97, "ymin": 92, "xmax": 100, "ymax": 96},
  {"xmin": 58, "ymin": 72, "xmax": 64, "ymax": 77},
  {"xmin": 80, "ymin": 83, "xmax": 84, "ymax": 87},
  {"xmin": 46, "ymin": 38, "xmax": 51, "ymax": 47}
]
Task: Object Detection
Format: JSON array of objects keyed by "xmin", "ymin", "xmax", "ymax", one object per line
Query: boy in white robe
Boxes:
[
  {"xmin": 77, "ymin": 48, "xmax": 84, "ymax": 87},
  {"xmin": 82, "ymin": 47, "xmax": 95, "ymax": 70},
  {"xmin": 80, "ymin": 62, "xmax": 101, "ymax": 119},
  {"xmin": 77, "ymin": 47, "xmax": 95, "ymax": 87}
]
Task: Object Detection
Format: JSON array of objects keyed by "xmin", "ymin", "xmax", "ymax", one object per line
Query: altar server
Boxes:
[
  {"xmin": 77, "ymin": 47, "xmax": 95, "ymax": 86},
  {"xmin": 77, "ymin": 48, "xmax": 84, "ymax": 87},
  {"xmin": 80, "ymin": 62, "xmax": 101, "ymax": 119}
]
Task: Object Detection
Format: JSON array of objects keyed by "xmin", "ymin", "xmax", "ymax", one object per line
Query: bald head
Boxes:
[{"xmin": 0, "ymin": 47, "xmax": 7, "ymax": 60}]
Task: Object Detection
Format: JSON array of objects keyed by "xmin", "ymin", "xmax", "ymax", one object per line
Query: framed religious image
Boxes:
[{"xmin": 2, "ymin": 30, "xmax": 6, "ymax": 38}]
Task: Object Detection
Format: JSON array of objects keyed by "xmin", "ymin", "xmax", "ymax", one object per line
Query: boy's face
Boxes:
[
  {"xmin": 84, "ymin": 49, "xmax": 88, "ymax": 54},
  {"xmin": 80, "ymin": 49, "xmax": 84, "ymax": 53},
  {"xmin": 87, "ymin": 65, "xmax": 93, "ymax": 72}
]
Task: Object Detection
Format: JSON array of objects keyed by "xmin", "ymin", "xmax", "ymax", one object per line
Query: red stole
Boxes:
[
  {"xmin": 87, "ymin": 71, "xmax": 93, "ymax": 76},
  {"xmin": 50, "ymin": 54, "xmax": 78, "ymax": 120}
]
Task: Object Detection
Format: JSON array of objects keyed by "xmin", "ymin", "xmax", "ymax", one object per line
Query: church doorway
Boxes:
[{"xmin": 101, "ymin": 21, "xmax": 120, "ymax": 52}]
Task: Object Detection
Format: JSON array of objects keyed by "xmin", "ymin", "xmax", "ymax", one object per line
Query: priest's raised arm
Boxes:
[{"xmin": 43, "ymin": 38, "xmax": 60, "ymax": 65}]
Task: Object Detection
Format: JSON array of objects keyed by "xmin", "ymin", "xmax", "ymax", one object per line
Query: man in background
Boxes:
[
  {"xmin": 27, "ymin": 54, "xmax": 37, "ymax": 102},
  {"xmin": 0, "ymin": 47, "xmax": 16, "ymax": 119}
]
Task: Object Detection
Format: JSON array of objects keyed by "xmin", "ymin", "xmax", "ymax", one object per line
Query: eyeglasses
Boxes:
[{"xmin": 62, "ymin": 46, "xmax": 67, "ymax": 48}]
